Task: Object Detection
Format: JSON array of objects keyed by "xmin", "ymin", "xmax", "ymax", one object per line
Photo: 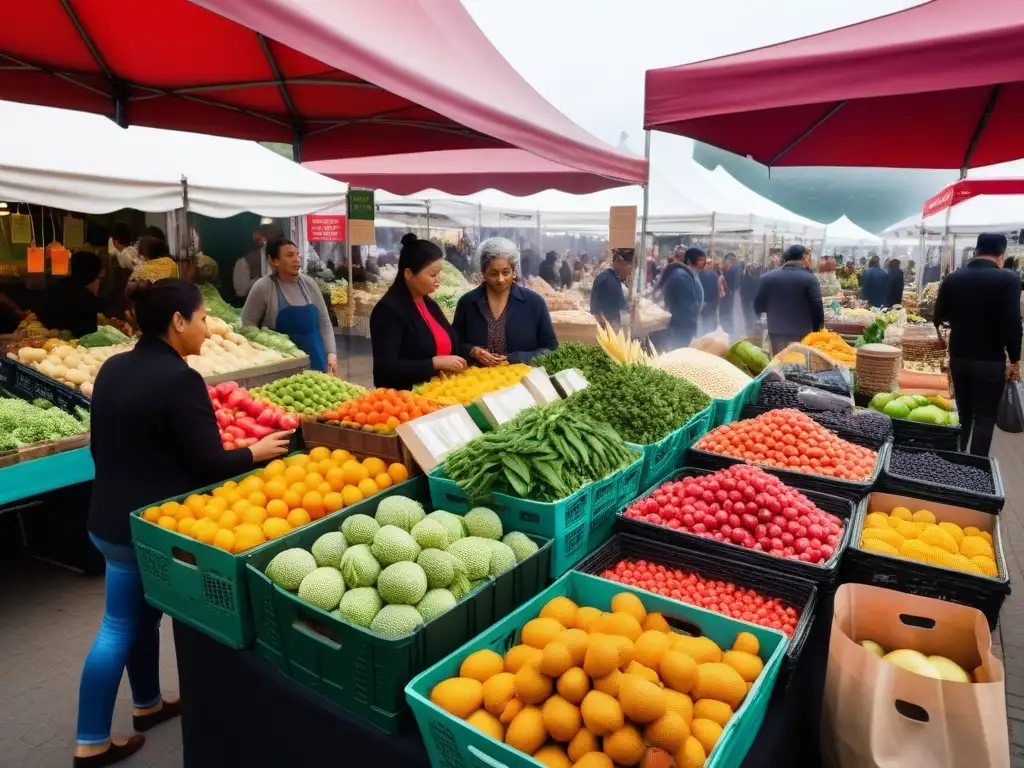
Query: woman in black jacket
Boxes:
[
  {"xmin": 452, "ymin": 237, "xmax": 558, "ymax": 365},
  {"xmin": 370, "ymin": 234, "xmax": 466, "ymax": 390},
  {"xmin": 74, "ymin": 279, "xmax": 291, "ymax": 767}
]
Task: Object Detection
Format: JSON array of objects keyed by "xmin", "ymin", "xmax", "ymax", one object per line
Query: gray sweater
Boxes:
[{"xmin": 240, "ymin": 274, "xmax": 337, "ymax": 356}]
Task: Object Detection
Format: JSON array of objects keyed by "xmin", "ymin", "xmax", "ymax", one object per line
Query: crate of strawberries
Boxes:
[
  {"xmin": 577, "ymin": 532, "xmax": 818, "ymax": 673},
  {"xmin": 617, "ymin": 464, "xmax": 858, "ymax": 585},
  {"xmin": 208, "ymin": 381, "xmax": 300, "ymax": 450}
]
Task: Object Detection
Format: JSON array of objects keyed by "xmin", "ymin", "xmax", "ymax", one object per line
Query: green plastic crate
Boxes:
[
  {"xmin": 629, "ymin": 406, "xmax": 714, "ymax": 491},
  {"xmin": 711, "ymin": 374, "xmax": 766, "ymax": 427},
  {"xmin": 406, "ymin": 571, "xmax": 787, "ymax": 768},
  {"xmin": 588, "ymin": 454, "xmax": 644, "ymax": 553},
  {"xmin": 429, "ymin": 457, "xmax": 642, "ymax": 579},
  {"xmin": 245, "ymin": 478, "xmax": 553, "ymax": 734},
  {"xmin": 129, "ymin": 468, "xmax": 417, "ymax": 650}
]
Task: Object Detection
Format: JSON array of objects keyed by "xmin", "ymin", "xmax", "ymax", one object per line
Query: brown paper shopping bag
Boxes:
[{"xmin": 821, "ymin": 583, "xmax": 1008, "ymax": 768}]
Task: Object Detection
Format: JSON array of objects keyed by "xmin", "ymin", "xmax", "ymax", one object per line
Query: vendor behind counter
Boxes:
[{"xmin": 36, "ymin": 251, "xmax": 103, "ymax": 338}]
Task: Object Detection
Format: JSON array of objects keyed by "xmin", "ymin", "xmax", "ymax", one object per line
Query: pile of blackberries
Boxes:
[
  {"xmin": 757, "ymin": 381, "xmax": 804, "ymax": 409},
  {"xmin": 780, "ymin": 365, "xmax": 852, "ymax": 396},
  {"xmin": 889, "ymin": 449, "xmax": 995, "ymax": 494},
  {"xmin": 810, "ymin": 409, "xmax": 893, "ymax": 449}
]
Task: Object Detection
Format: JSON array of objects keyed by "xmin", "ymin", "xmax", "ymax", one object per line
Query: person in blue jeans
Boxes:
[{"xmin": 76, "ymin": 278, "xmax": 292, "ymax": 766}]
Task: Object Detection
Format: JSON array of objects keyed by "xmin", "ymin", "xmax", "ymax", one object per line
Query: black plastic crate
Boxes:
[
  {"xmin": 576, "ymin": 533, "xmax": 818, "ymax": 676},
  {"xmin": 685, "ymin": 441, "xmax": 889, "ymax": 502},
  {"xmin": 890, "ymin": 418, "xmax": 961, "ymax": 452},
  {"xmin": 739, "ymin": 404, "xmax": 890, "ymax": 450},
  {"xmin": 840, "ymin": 492, "xmax": 1010, "ymax": 630},
  {"xmin": 2, "ymin": 359, "xmax": 90, "ymax": 414},
  {"xmin": 615, "ymin": 468, "xmax": 859, "ymax": 587},
  {"xmin": 880, "ymin": 445, "xmax": 1004, "ymax": 513}
]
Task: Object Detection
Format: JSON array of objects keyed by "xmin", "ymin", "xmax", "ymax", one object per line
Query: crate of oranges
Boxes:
[
  {"xmin": 302, "ymin": 388, "xmax": 441, "ymax": 469},
  {"xmin": 129, "ymin": 446, "xmax": 414, "ymax": 649}
]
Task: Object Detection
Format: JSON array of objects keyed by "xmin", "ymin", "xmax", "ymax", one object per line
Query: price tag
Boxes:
[
  {"xmin": 398, "ymin": 405, "xmax": 482, "ymax": 471},
  {"xmin": 552, "ymin": 368, "xmax": 589, "ymax": 396},
  {"xmin": 478, "ymin": 384, "xmax": 536, "ymax": 426},
  {"xmin": 523, "ymin": 367, "xmax": 561, "ymax": 404}
]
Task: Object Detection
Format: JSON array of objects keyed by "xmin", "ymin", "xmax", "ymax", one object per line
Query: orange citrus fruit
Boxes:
[
  {"xmin": 263, "ymin": 459, "xmax": 286, "ymax": 479},
  {"xmin": 222, "ymin": 490, "xmax": 242, "ymax": 506},
  {"xmin": 289, "ymin": 482, "xmax": 309, "ymax": 498},
  {"xmin": 160, "ymin": 501, "xmax": 181, "ymax": 516},
  {"xmin": 262, "ymin": 518, "xmax": 292, "ymax": 540},
  {"xmin": 357, "ymin": 478, "xmax": 379, "ymax": 498},
  {"xmin": 325, "ymin": 467, "xmax": 346, "ymax": 491},
  {"xmin": 374, "ymin": 473, "xmax": 393, "ymax": 490},
  {"xmin": 232, "ymin": 524, "xmax": 267, "ymax": 553},
  {"xmin": 315, "ymin": 459, "xmax": 335, "ymax": 476},
  {"xmin": 286, "ymin": 508, "xmax": 312, "ymax": 528},
  {"xmin": 218, "ymin": 510, "xmax": 240, "ymax": 530},
  {"xmin": 302, "ymin": 491, "xmax": 325, "ymax": 520},
  {"xmin": 309, "ymin": 446, "xmax": 331, "ymax": 462},
  {"xmin": 282, "ymin": 490, "xmax": 303, "ymax": 510},
  {"xmin": 314, "ymin": 482, "xmax": 331, "ymax": 496},
  {"xmin": 284, "ymin": 454, "xmax": 310, "ymax": 468},
  {"xmin": 323, "ymin": 492, "xmax": 343, "ymax": 513},
  {"xmin": 263, "ymin": 480, "xmax": 286, "ymax": 500},
  {"xmin": 213, "ymin": 529, "xmax": 235, "ymax": 552},
  {"xmin": 142, "ymin": 507, "xmax": 161, "ymax": 523},
  {"xmin": 330, "ymin": 449, "xmax": 352, "ymax": 464},
  {"xmin": 266, "ymin": 499, "xmax": 289, "ymax": 519},
  {"xmin": 239, "ymin": 475, "xmax": 264, "ymax": 493},
  {"xmin": 248, "ymin": 491, "xmax": 268, "ymax": 508},
  {"xmin": 174, "ymin": 506, "xmax": 195, "ymax": 521},
  {"xmin": 157, "ymin": 516, "xmax": 178, "ymax": 531},
  {"xmin": 341, "ymin": 486, "xmax": 364, "ymax": 507},
  {"xmin": 342, "ymin": 461, "xmax": 369, "ymax": 485},
  {"xmin": 284, "ymin": 465, "xmax": 307, "ymax": 484},
  {"xmin": 388, "ymin": 463, "xmax": 410, "ymax": 483},
  {"xmin": 176, "ymin": 517, "xmax": 196, "ymax": 537},
  {"xmin": 202, "ymin": 504, "xmax": 224, "ymax": 523},
  {"xmin": 362, "ymin": 457, "xmax": 387, "ymax": 477},
  {"xmin": 304, "ymin": 472, "xmax": 324, "ymax": 489},
  {"xmin": 185, "ymin": 495, "xmax": 207, "ymax": 513},
  {"xmin": 231, "ymin": 499, "xmax": 252, "ymax": 515},
  {"xmin": 193, "ymin": 519, "xmax": 219, "ymax": 544},
  {"xmin": 211, "ymin": 487, "xmax": 229, "ymax": 499},
  {"xmin": 242, "ymin": 506, "xmax": 268, "ymax": 526}
]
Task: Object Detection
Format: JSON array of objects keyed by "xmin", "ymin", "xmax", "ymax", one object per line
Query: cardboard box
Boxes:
[{"xmin": 396, "ymin": 405, "xmax": 482, "ymax": 473}]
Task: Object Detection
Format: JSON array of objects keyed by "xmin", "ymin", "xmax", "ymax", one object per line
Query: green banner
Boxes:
[{"xmin": 347, "ymin": 189, "xmax": 375, "ymax": 220}]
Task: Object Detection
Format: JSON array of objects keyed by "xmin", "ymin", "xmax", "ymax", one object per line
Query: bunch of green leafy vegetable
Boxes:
[
  {"xmin": 198, "ymin": 283, "xmax": 241, "ymax": 326},
  {"xmin": 444, "ymin": 400, "xmax": 639, "ymax": 503},
  {"xmin": 78, "ymin": 326, "xmax": 131, "ymax": 347},
  {"xmin": 855, "ymin": 318, "xmax": 887, "ymax": 347},
  {"xmin": 0, "ymin": 398, "xmax": 89, "ymax": 451},
  {"xmin": 432, "ymin": 290, "xmax": 460, "ymax": 312},
  {"xmin": 532, "ymin": 342, "xmax": 618, "ymax": 383},
  {"xmin": 564, "ymin": 363, "xmax": 710, "ymax": 445},
  {"xmin": 235, "ymin": 325, "xmax": 302, "ymax": 357}
]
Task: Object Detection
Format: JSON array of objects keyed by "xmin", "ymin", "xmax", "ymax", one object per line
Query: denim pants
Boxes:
[{"xmin": 76, "ymin": 534, "xmax": 163, "ymax": 744}]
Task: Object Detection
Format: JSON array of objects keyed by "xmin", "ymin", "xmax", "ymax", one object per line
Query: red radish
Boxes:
[
  {"xmin": 225, "ymin": 389, "xmax": 250, "ymax": 408},
  {"xmin": 215, "ymin": 409, "xmax": 235, "ymax": 427},
  {"xmin": 278, "ymin": 414, "xmax": 300, "ymax": 430},
  {"xmin": 234, "ymin": 416, "xmax": 258, "ymax": 435},
  {"xmin": 256, "ymin": 409, "xmax": 278, "ymax": 427},
  {"xmin": 215, "ymin": 381, "xmax": 239, "ymax": 398},
  {"xmin": 242, "ymin": 399, "xmax": 264, "ymax": 418},
  {"xmin": 225, "ymin": 425, "xmax": 246, "ymax": 440},
  {"xmin": 248, "ymin": 424, "xmax": 274, "ymax": 439}
]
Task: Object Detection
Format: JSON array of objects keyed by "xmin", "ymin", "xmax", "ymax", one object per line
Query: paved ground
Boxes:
[{"xmin": 1, "ymin": 342, "xmax": 1021, "ymax": 766}]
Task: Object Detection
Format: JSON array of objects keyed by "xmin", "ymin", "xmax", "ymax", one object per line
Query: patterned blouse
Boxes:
[{"xmin": 485, "ymin": 301, "xmax": 509, "ymax": 356}]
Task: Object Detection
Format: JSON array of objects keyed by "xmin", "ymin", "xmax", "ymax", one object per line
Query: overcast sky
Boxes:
[{"xmin": 462, "ymin": 0, "xmax": 926, "ymax": 163}]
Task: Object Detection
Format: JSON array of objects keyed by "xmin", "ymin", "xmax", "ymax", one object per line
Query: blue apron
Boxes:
[{"xmin": 273, "ymin": 277, "xmax": 328, "ymax": 372}]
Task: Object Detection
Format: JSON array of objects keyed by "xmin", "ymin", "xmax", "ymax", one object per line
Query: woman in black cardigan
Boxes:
[
  {"xmin": 74, "ymin": 279, "xmax": 291, "ymax": 767},
  {"xmin": 370, "ymin": 234, "xmax": 466, "ymax": 390},
  {"xmin": 452, "ymin": 237, "xmax": 558, "ymax": 365}
]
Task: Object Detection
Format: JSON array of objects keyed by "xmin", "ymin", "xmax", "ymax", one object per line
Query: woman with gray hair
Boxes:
[{"xmin": 452, "ymin": 237, "xmax": 558, "ymax": 365}]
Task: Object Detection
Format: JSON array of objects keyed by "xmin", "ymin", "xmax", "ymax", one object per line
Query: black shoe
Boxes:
[
  {"xmin": 133, "ymin": 699, "xmax": 181, "ymax": 733},
  {"xmin": 73, "ymin": 735, "xmax": 146, "ymax": 767}
]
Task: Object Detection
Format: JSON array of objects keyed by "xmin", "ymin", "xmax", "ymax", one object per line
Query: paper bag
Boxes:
[{"xmin": 822, "ymin": 584, "xmax": 1008, "ymax": 768}]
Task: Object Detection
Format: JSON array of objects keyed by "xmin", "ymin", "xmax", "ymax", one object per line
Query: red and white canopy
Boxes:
[{"xmin": 921, "ymin": 178, "xmax": 1024, "ymax": 233}]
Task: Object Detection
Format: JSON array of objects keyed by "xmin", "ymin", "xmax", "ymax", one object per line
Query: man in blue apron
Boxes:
[{"xmin": 240, "ymin": 238, "xmax": 337, "ymax": 374}]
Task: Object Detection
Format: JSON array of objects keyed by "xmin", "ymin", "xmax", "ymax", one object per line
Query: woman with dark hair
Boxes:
[
  {"xmin": 74, "ymin": 279, "xmax": 291, "ymax": 766},
  {"xmin": 241, "ymin": 238, "xmax": 337, "ymax": 374},
  {"xmin": 38, "ymin": 251, "xmax": 104, "ymax": 337},
  {"xmin": 370, "ymin": 233, "xmax": 465, "ymax": 389}
]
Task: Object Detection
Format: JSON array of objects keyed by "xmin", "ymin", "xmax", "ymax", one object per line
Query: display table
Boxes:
[
  {"xmin": 173, "ymin": 598, "xmax": 833, "ymax": 768},
  {"xmin": 0, "ymin": 447, "xmax": 94, "ymax": 506}
]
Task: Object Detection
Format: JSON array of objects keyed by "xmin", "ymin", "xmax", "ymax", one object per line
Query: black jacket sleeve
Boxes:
[
  {"xmin": 451, "ymin": 295, "xmax": 475, "ymax": 359},
  {"xmin": 752, "ymin": 275, "xmax": 768, "ymax": 316},
  {"xmin": 507, "ymin": 297, "xmax": 559, "ymax": 364},
  {"xmin": 807, "ymin": 275, "xmax": 825, "ymax": 331},
  {"xmin": 167, "ymin": 367, "xmax": 254, "ymax": 484},
  {"xmin": 370, "ymin": 301, "xmax": 437, "ymax": 389}
]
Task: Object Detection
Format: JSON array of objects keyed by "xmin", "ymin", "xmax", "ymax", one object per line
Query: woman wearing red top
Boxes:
[{"xmin": 370, "ymin": 234, "xmax": 465, "ymax": 390}]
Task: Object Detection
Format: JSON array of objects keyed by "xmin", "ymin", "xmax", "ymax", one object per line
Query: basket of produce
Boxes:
[
  {"xmin": 864, "ymin": 390, "xmax": 960, "ymax": 451},
  {"xmin": 414, "ymin": 363, "xmax": 532, "ymax": 406},
  {"xmin": 249, "ymin": 371, "xmax": 365, "ymax": 417},
  {"xmin": 406, "ymin": 571, "xmax": 788, "ymax": 768},
  {"xmin": 577, "ymin": 533, "xmax": 818, "ymax": 672},
  {"xmin": 800, "ymin": 330, "xmax": 856, "ymax": 368},
  {"xmin": 619, "ymin": 465, "xmax": 856, "ymax": 586},
  {"xmin": 880, "ymin": 446, "xmax": 1004, "ymax": 513},
  {"xmin": 854, "ymin": 343, "xmax": 902, "ymax": 397},
  {"xmin": 5, "ymin": 352, "xmax": 98, "ymax": 405},
  {"xmin": 739, "ymin": 404, "xmax": 892, "ymax": 450},
  {"xmin": 130, "ymin": 447, "xmax": 415, "ymax": 649},
  {"xmin": 652, "ymin": 347, "xmax": 763, "ymax": 427},
  {"xmin": 687, "ymin": 408, "xmax": 888, "ymax": 500},
  {"xmin": 778, "ymin": 363, "xmax": 851, "ymax": 397},
  {"xmin": 724, "ymin": 339, "xmax": 770, "ymax": 378},
  {"xmin": 246, "ymin": 485, "xmax": 552, "ymax": 733},
  {"xmin": 842, "ymin": 493, "xmax": 1010, "ymax": 629},
  {"xmin": 428, "ymin": 401, "xmax": 643, "ymax": 577},
  {"xmin": 0, "ymin": 393, "xmax": 90, "ymax": 460},
  {"xmin": 755, "ymin": 378, "xmax": 853, "ymax": 413}
]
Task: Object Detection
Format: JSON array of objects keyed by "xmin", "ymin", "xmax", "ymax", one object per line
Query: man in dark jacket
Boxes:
[
  {"xmin": 885, "ymin": 258, "xmax": 905, "ymax": 308},
  {"xmin": 720, "ymin": 253, "xmax": 738, "ymax": 334},
  {"xmin": 664, "ymin": 247, "xmax": 706, "ymax": 350},
  {"xmin": 935, "ymin": 233, "xmax": 1022, "ymax": 455},
  {"xmin": 697, "ymin": 261, "xmax": 720, "ymax": 333},
  {"xmin": 753, "ymin": 245, "xmax": 824, "ymax": 354},
  {"xmin": 860, "ymin": 255, "xmax": 888, "ymax": 307}
]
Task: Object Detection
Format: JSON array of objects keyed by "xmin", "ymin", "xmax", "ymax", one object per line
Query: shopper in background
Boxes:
[
  {"xmin": 720, "ymin": 253, "xmax": 738, "ymax": 334},
  {"xmin": 935, "ymin": 233, "xmax": 1022, "ymax": 456},
  {"xmin": 590, "ymin": 248, "xmax": 633, "ymax": 330},
  {"xmin": 753, "ymin": 244, "xmax": 824, "ymax": 354},
  {"xmin": 860, "ymin": 254, "xmax": 888, "ymax": 308},
  {"xmin": 559, "ymin": 256, "xmax": 573, "ymax": 289},
  {"xmin": 233, "ymin": 223, "xmax": 281, "ymax": 302},
  {"xmin": 108, "ymin": 223, "xmax": 141, "ymax": 272},
  {"xmin": 539, "ymin": 250, "xmax": 559, "ymax": 288},
  {"xmin": 886, "ymin": 258, "xmax": 905, "ymax": 308},
  {"xmin": 663, "ymin": 246, "xmax": 706, "ymax": 349},
  {"xmin": 452, "ymin": 237, "xmax": 557, "ymax": 366},
  {"xmin": 697, "ymin": 258, "xmax": 720, "ymax": 333},
  {"xmin": 75, "ymin": 279, "xmax": 291, "ymax": 767},
  {"xmin": 519, "ymin": 247, "xmax": 538, "ymax": 281},
  {"xmin": 38, "ymin": 251, "xmax": 103, "ymax": 338},
  {"xmin": 370, "ymin": 234, "xmax": 464, "ymax": 390},
  {"xmin": 739, "ymin": 262, "xmax": 760, "ymax": 333},
  {"xmin": 241, "ymin": 238, "xmax": 337, "ymax": 374}
]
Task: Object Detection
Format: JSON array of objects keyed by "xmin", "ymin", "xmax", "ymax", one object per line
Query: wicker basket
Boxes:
[{"xmin": 855, "ymin": 345, "xmax": 902, "ymax": 396}]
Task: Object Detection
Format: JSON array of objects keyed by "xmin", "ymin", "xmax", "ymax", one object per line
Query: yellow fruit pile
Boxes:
[
  {"xmin": 141, "ymin": 446, "xmax": 410, "ymax": 553},
  {"xmin": 860, "ymin": 506, "xmax": 998, "ymax": 577},
  {"xmin": 800, "ymin": 330, "xmax": 855, "ymax": 365},
  {"xmin": 416, "ymin": 363, "xmax": 532, "ymax": 405},
  {"xmin": 429, "ymin": 592, "xmax": 766, "ymax": 768}
]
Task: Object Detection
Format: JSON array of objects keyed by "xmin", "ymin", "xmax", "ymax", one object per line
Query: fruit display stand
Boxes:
[
  {"xmin": 616, "ymin": 469, "xmax": 859, "ymax": 588},
  {"xmin": 245, "ymin": 478, "xmax": 552, "ymax": 733},
  {"xmin": 301, "ymin": 419, "xmax": 418, "ymax": 473},
  {"xmin": 577, "ymin": 533, "xmax": 819, "ymax": 675},
  {"xmin": 405, "ymin": 571, "xmax": 788, "ymax": 768},
  {"xmin": 710, "ymin": 373, "xmax": 767, "ymax": 428},
  {"xmin": 130, "ymin": 470, "xmax": 418, "ymax": 650},
  {"xmin": 428, "ymin": 453, "xmax": 644, "ymax": 578},
  {"xmin": 841, "ymin": 492, "xmax": 1010, "ymax": 629},
  {"xmin": 0, "ymin": 446, "xmax": 94, "ymax": 506},
  {"xmin": 203, "ymin": 354, "xmax": 310, "ymax": 390},
  {"xmin": 629, "ymin": 406, "xmax": 713, "ymax": 492},
  {"xmin": 879, "ymin": 445, "xmax": 1005, "ymax": 513},
  {"xmin": 889, "ymin": 414, "xmax": 960, "ymax": 452}
]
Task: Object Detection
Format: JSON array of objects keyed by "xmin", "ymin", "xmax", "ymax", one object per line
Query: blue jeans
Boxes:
[{"xmin": 76, "ymin": 535, "xmax": 163, "ymax": 744}]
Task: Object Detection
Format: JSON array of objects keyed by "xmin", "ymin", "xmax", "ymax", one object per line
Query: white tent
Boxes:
[
  {"xmin": 709, "ymin": 167, "xmax": 826, "ymax": 238},
  {"xmin": 824, "ymin": 215, "xmax": 882, "ymax": 247},
  {"xmin": 0, "ymin": 101, "xmax": 347, "ymax": 218}
]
